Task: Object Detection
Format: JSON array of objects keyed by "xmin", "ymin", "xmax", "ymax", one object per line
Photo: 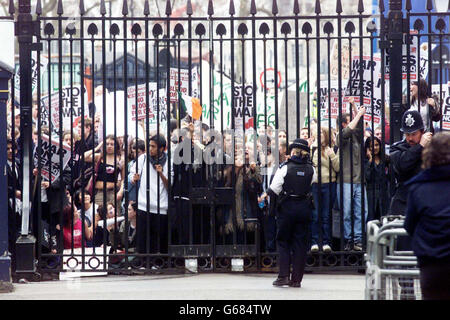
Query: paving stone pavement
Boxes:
[{"xmin": 0, "ymin": 272, "xmax": 366, "ymax": 300}]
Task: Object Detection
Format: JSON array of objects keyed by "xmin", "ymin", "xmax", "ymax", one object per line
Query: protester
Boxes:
[
  {"xmin": 310, "ymin": 127, "xmax": 339, "ymax": 253},
  {"xmin": 335, "ymin": 98, "xmax": 368, "ymax": 251},
  {"xmin": 364, "ymin": 136, "xmax": 389, "ymax": 222},
  {"xmin": 63, "ymin": 204, "xmax": 92, "ymax": 249},
  {"xmin": 131, "ymin": 134, "xmax": 170, "ymax": 255},
  {"xmin": 408, "ymin": 79, "xmax": 441, "ymax": 133}
]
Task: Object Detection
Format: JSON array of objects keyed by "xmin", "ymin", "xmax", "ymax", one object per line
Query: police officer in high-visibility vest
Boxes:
[{"xmin": 262, "ymin": 138, "xmax": 316, "ymax": 287}]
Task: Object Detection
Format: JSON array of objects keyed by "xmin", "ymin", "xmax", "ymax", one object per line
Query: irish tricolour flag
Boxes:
[{"xmin": 179, "ymin": 91, "xmax": 202, "ymax": 121}]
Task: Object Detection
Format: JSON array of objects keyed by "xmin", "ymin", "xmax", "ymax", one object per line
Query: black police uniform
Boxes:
[
  {"xmin": 267, "ymin": 139, "xmax": 314, "ymax": 287},
  {"xmin": 389, "ymin": 110, "xmax": 425, "ymax": 299},
  {"xmin": 389, "ymin": 110, "xmax": 425, "ymax": 215}
]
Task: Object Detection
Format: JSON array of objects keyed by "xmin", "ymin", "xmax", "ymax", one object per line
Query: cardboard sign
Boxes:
[
  {"xmin": 169, "ymin": 67, "xmax": 199, "ymax": 102},
  {"xmin": 319, "ymin": 80, "xmax": 350, "ymax": 128},
  {"xmin": 33, "ymin": 134, "xmax": 71, "ymax": 183},
  {"xmin": 432, "ymin": 82, "xmax": 450, "ymax": 131},
  {"xmin": 346, "ymin": 55, "xmax": 384, "ymax": 125},
  {"xmin": 126, "ymin": 83, "xmax": 168, "ymax": 133},
  {"xmin": 40, "ymin": 85, "xmax": 88, "ymax": 134},
  {"xmin": 15, "ymin": 52, "xmax": 48, "ymax": 103},
  {"xmin": 385, "ymin": 30, "xmax": 429, "ymax": 81}
]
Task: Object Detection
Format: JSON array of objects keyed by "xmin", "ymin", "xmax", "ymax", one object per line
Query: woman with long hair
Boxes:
[
  {"xmin": 85, "ymin": 134, "xmax": 123, "ymax": 214},
  {"xmin": 409, "ymin": 79, "xmax": 441, "ymax": 133},
  {"xmin": 310, "ymin": 127, "xmax": 339, "ymax": 252},
  {"xmin": 364, "ymin": 136, "xmax": 389, "ymax": 222}
]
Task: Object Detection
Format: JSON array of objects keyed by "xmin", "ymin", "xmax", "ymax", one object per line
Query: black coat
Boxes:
[
  {"xmin": 389, "ymin": 140, "xmax": 424, "ymax": 215},
  {"xmin": 404, "ymin": 164, "xmax": 450, "ymax": 266}
]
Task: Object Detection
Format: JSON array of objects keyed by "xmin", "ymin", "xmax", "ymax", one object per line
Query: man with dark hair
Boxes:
[
  {"xmin": 390, "ymin": 110, "xmax": 432, "ymax": 300},
  {"xmin": 390, "ymin": 110, "xmax": 432, "ymax": 215},
  {"xmin": 335, "ymin": 101, "xmax": 367, "ymax": 251},
  {"xmin": 130, "ymin": 134, "xmax": 171, "ymax": 258}
]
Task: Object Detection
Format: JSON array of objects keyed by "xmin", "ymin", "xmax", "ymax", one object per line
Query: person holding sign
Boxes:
[{"xmin": 335, "ymin": 97, "xmax": 368, "ymax": 251}]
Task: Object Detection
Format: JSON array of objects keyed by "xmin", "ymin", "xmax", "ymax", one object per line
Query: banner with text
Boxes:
[{"xmin": 33, "ymin": 134, "xmax": 72, "ymax": 183}]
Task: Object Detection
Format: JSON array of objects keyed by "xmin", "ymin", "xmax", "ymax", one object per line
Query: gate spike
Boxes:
[
  {"xmin": 229, "ymin": 0, "xmax": 235, "ymax": 16},
  {"xmin": 100, "ymin": 0, "xmax": 106, "ymax": 15},
  {"xmin": 165, "ymin": 0, "xmax": 172, "ymax": 16},
  {"xmin": 293, "ymin": 0, "xmax": 300, "ymax": 14},
  {"xmin": 79, "ymin": 0, "xmax": 85, "ymax": 15},
  {"xmin": 122, "ymin": 0, "xmax": 129, "ymax": 16},
  {"xmin": 250, "ymin": 0, "xmax": 257, "ymax": 15},
  {"xmin": 36, "ymin": 0, "xmax": 42, "ymax": 15},
  {"xmin": 406, "ymin": 0, "xmax": 412, "ymax": 11},
  {"xmin": 426, "ymin": 0, "xmax": 433, "ymax": 10},
  {"xmin": 8, "ymin": 0, "xmax": 14, "ymax": 15},
  {"xmin": 186, "ymin": 0, "xmax": 193, "ymax": 15},
  {"xmin": 336, "ymin": 0, "xmax": 342, "ymax": 14},
  {"xmin": 208, "ymin": 0, "xmax": 214, "ymax": 16},
  {"xmin": 379, "ymin": 0, "xmax": 384, "ymax": 14},
  {"xmin": 315, "ymin": 0, "xmax": 321, "ymax": 14},
  {"xmin": 57, "ymin": 0, "xmax": 64, "ymax": 15},
  {"xmin": 144, "ymin": 0, "xmax": 150, "ymax": 16},
  {"xmin": 357, "ymin": 0, "xmax": 364, "ymax": 13},
  {"xmin": 272, "ymin": 0, "xmax": 278, "ymax": 15}
]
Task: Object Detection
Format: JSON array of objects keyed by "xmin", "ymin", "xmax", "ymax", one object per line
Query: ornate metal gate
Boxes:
[{"xmin": 4, "ymin": 0, "xmax": 449, "ymax": 280}]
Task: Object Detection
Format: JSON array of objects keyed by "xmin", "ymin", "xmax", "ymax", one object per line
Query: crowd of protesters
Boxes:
[{"xmin": 5, "ymin": 79, "xmax": 446, "ymax": 272}]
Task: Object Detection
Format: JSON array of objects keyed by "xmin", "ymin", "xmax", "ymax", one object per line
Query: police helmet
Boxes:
[
  {"xmin": 400, "ymin": 110, "xmax": 424, "ymax": 133},
  {"xmin": 288, "ymin": 138, "xmax": 310, "ymax": 153}
]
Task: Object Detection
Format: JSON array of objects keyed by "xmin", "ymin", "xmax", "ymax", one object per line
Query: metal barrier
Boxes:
[{"xmin": 365, "ymin": 217, "xmax": 421, "ymax": 300}]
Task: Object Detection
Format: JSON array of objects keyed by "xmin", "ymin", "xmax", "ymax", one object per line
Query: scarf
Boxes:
[{"xmin": 149, "ymin": 152, "xmax": 167, "ymax": 167}]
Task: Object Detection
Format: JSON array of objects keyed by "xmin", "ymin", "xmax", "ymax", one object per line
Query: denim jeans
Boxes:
[
  {"xmin": 337, "ymin": 183, "xmax": 368, "ymax": 243},
  {"xmin": 311, "ymin": 182, "xmax": 336, "ymax": 246}
]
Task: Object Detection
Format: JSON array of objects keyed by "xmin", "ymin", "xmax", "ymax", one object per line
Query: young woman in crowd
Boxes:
[
  {"xmin": 63, "ymin": 204, "xmax": 92, "ymax": 250},
  {"xmin": 310, "ymin": 127, "xmax": 339, "ymax": 252},
  {"xmin": 364, "ymin": 136, "xmax": 389, "ymax": 222}
]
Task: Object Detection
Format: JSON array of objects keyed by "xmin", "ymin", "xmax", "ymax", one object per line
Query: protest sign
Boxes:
[
  {"xmin": 33, "ymin": 134, "xmax": 71, "ymax": 183},
  {"xmin": 385, "ymin": 31, "xmax": 429, "ymax": 81},
  {"xmin": 432, "ymin": 82, "xmax": 450, "ymax": 131},
  {"xmin": 233, "ymin": 84, "xmax": 255, "ymax": 134},
  {"xmin": 201, "ymin": 62, "xmax": 276, "ymax": 133},
  {"xmin": 330, "ymin": 41, "xmax": 360, "ymax": 81},
  {"xmin": 40, "ymin": 85, "xmax": 88, "ymax": 134},
  {"xmin": 169, "ymin": 67, "xmax": 199, "ymax": 102},
  {"xmin": 15, "ymin": 52, "xmax": 48, "ymax": 103},
  {"xmin": 126, "ymin": 83, "xmax": 168, "ymax": 134},
  {"xmin": 318, "ymin": 80, "xmax": 350, "ymax": 128},
  {"xmin": 346, "ymin": 55, "xmax": 384, "ymax": 125}
]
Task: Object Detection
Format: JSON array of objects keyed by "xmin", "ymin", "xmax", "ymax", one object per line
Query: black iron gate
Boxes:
[{"xmin": 5, "ymin": 0, "xmax": 450, "ymax": 279}]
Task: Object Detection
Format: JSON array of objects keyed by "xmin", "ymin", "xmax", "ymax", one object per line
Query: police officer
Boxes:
[
  {"xmin": 261, "ymin": 138, "xmax": 315, "ymax": 288},
  {"xmin": 390, "ymin": 110, "xmax": 432, "ymax": 215},
  {"xmin": 389, "ymin": 110, "xmax": 432, "ymax": 299}
]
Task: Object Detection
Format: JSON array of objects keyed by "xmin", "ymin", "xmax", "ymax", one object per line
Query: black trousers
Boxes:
[
  {"xmin": 136, "ymin": 210, "xmax": 168, "ymax": 254},
  {"xmin": 276, "ymin": 200, "xmax": 311, "ymax": 283},
  {"xmin": 420, "ymin": 260, "xmax": 450, "ymax": 300}
]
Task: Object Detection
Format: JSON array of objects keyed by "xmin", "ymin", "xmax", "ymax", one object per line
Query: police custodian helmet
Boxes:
[
  {"xmin": 400, "ymin": 110, "xmax": 424, "ymax": 133},
  {"xmin": 288, "ymin": 138, "xmax": 310, "ymax": 153}
]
